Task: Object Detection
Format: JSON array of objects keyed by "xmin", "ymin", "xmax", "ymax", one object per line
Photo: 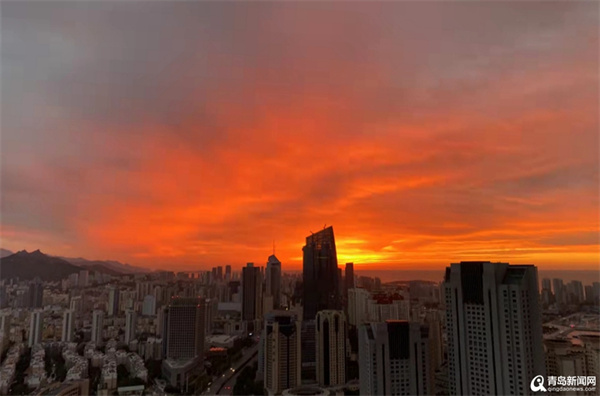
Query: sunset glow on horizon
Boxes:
[{"xmin": 1, "ymin": 2, "xmax": 598, "ymax": 271}]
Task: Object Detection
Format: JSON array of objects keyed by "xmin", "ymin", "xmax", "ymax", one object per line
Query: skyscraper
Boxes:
[
  {"xmin": 156, "ymin": 307, "xmax": 165, "ymax": 337},
  {"xmin": 424, "ymin": 311, "xmax": 443, "ymax": 391},
  {"xmin": 593, "ymin": 282, "xmax": 600, "ymax": 301},
  {"xmin": 444, "ymin": 261, "xmax": 545, "ymax": 395},
  {"xmin": 303, "ymin": 226, "xmax": 341, "ymax": 321},
  {"xmin": 0, "ymin": 312, "xmax": 10, "ymax": 352},
  {"xmin": 29, "ymin": 279, "xmax": 43, "ymax": 308},
  {"xmin": 29, "ymin": 310, "xmax": 43, "ymax": 347},
  {"xmin": 541, "ymin": 278, "xmax": 553, "ymax": 306},
  {"xmin": 0, "ymin": 312, "xmax": 11, "ymax": 341},
  {"xmin": 359, "ymin": 320, "xmax": 431, "ymax": 395},
  {"xmin": 263, "ymin": 311, "xmax": 302, "ymax": 394},
  {"xmin": 62, "ymin": 309, "xmax": 74, "ymax": 342},
  {"xmin": 242, "ymin": 263, "xmax": 263, "ymax": 333},
  {"xmin": 136, "ymin": 282, "xmax": 152, "ymax": 302},
  {"xmin": 0, "ymin": 284, "xmax": 8, "ymax": 309},
  {"xmin": 125, "ymin": 310, "xmax": 137, "ymax": 344},
  {"xmin": 163, "ymin": 297, "xmax": 205, "ymax": 360},
  {"xmin": 566, "ymin": 280, "xmax": 585, "ymax": 304},
  {"xmin": 225, "ymin": 265, "xmax": 232, "ymax": 281},
  {"xmin": 301, "ymin": 226, "xmax": 341, "ymax": 382},
  {"xmin": 108, "ymin": 286, "xmax": 120, "ymax": 317},
  {"xmin": 541, "ymin": 278, "xmax": 552, "ymax": 292},
  {"xmin": 266, "ymin": 255, "xmax": 282, "ymax": 310},
  {"xmin": 553, "ymin": 278, "xmax": 566, "ymax": 305},
  {"xmin": 345, "ymin": 262, "xmax": 355, "ymax": 300},
  {"xmin": 316, "ymin": 310, "xmax": 346, "ymax": 387},
  {"xmin": 91, "ymin": 310, "xmax": 104, "ymax": 345}
]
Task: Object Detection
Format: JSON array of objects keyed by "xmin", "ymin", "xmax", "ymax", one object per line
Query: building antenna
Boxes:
[{"xmin": 273, "ymin": 240, "xmax": 275, "ymax": 255}]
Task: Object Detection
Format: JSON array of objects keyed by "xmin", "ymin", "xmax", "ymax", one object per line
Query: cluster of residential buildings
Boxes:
[{"xmin": 0, "ymin": 226, "xmax": 598, "ymax": 395}]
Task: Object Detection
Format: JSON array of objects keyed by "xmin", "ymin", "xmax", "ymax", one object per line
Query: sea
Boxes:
[
  {"xmin": 357, "ymin": 269, "xmax": 600, "ymax": 286},
  {"xmin": 285, "ymin": 268, "xmax": 600, "ymax": 286}
]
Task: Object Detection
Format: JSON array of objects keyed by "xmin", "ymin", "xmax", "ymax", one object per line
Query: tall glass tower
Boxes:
[{"xmin": 302, "ymin": 226, "xmax": 341, "ymax": 321}]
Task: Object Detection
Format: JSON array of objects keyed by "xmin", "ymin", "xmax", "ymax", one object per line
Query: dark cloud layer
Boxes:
[{"xmin": 1, "ymin": 1, "xmax": 598, "ymax": 269}]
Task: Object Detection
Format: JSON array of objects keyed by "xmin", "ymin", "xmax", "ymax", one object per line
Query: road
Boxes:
[
  {"xmin": 216, "ymin": 352, "xmax": 258, "ymax": 395},
  {"xmin": 202, "ymin": 344, "xmax": 259, "ymax": 396}
]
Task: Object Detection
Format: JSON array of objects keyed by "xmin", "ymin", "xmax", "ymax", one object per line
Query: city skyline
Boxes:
[
  {"xmin": 0, "ymin": 227, "xmax": 597, "ymax": 395},
  {"xmin": 0, "ymin": 1, "xmax": 599, "ymax": 395},
  {"xmin": 2, "ymin": 2, "xmax": 599, "ymax": 272}
]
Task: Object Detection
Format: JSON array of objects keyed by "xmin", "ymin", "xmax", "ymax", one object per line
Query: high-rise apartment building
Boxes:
[
  {"xmin": 0, "ymin": 285, "xmax": 7, "ymax": 309},
  {"xmin": 142, "ymin": 295, "xmax": 156, "ymax": 316},
  {"xmin": 566, "ymin": 280, "xmax": 585, "ymax": 304},
  {"xmin": 78, "ymin": 270, "xmax": 89, "ymax": 288},
  {"xmin": 593, "ymin": 282, "xmax": 600, "ymax": 301},
  {"xmin": 0, "ymin": 312, "xmax": 10, "ymax": 352},
  {"xmin": 0, "ymin": 312, "xmax": 11, "ymax": 341},
  {"xmin": 70, "ymin": 296, "xmax": 83, "ymax": 313},
  {"xmin": 553, "ymin": 278, "xmax": 566, "ymax": 305},
  {"xmin": 541, "ymin": 278, "xmax": 553, "ymax": 306},
  {"xmin": 316, "ymin": 310, "xmax": 346, "ymax": 387},
  {"xmin": 91, "ymin": 310, "xmax": 104, "ymax": 345},
  {"xmin": 541, "ymin": 278, "xmax": 552, "ymax": 292},
  {"xmin": 156, "ymin": 307, "xmax": 165, "ymax": 337},
  {"xmin": 204, "ymin": 298, "xmax": 218, "ymax": 336},
  {"xmin": 425, "ymin": 311, "xmax": 443, "ymax": 391},
  {"xmin": 264, "ymin": 311, "xmax": 302, "ymax": 394},
  {"xmin": 347, "ymin": 288, "xmax": 370, "ymax": 326},
  {"xmin": 544, "ymin": 336, "xmax": 600, "ymax": 380},
  {"xmin": 29, "ymin": 310, "xmax": 43, "ymax": 347},
  {"xmin": 136, "ymin": 282, "xmax": 153, "ymax": 302},
  {"xmin": 108, "ymin": 286, "xmax": 120, "ymax": 317},
  {"xmin": 367, "ymin": 299, "xmax": 410, "ymax": 323},
  {"xmin": 359, "ymin": 320, "xmax": 431, "ymax": 395},
  {"xmin": 62, "ymin": 309, "xmax": 74, "ymax": 342},
  {"xmin": 444, "ymin": 261, "xmax": 545, "ymax": 395},
  {"xmin": 125, "ymin": 310, "xmax": 137, "ymax": 344},
  {"xmin": 163, "ymin": 297, "xmax": 205, "ymax": 360}
]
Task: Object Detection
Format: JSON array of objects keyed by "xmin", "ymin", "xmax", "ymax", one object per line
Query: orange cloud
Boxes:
[{"xmin": 1, "ymin": 1, "xmax": 598, "ymax": 273}]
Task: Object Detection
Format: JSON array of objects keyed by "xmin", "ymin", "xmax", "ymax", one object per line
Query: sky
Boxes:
[{"xmin": 1, "ymin": 1, "xmax": 598, "ymax": 272}]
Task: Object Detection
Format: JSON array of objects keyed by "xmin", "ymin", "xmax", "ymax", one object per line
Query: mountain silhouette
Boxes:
[
  {"xmin": 0, "ymin": 250, "xmax": 83, "ymax": 281},
  {"xmin": 60, "ymin": 257, "xmax": 148, "ymax": 274}
]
